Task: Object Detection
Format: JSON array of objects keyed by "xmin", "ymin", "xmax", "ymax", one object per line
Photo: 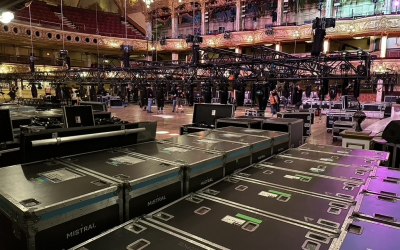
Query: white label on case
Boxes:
[
  {"xmin": 221, "ymin": 215, "xmax": 246, "ymax": 226},
  {"xmin": 243, "ymin": 129, "xmax": 263, "ymax": 133},
  {"xmin": 222, "ymin": 133, "xmax": 243, "ymax": 138},
  {"xmin": 310, "ymin": 167, "xmax": 325, "ymax": 173},
  {"xmin": 162, "ymin": 147, "xmax": 189, "ymax": 153},
  {"xmin": 284, "ymin": 175, "xmax": 301, "ymax": 180},
  {"xmin": 211, "ymin": 110, "xmax": 216, "ymax": 116},
  {"xmin": 109, "ymin": 156, "xmax": 145, "ymax": 165},
  {"xmin": 320, "ymin": 158, "xmax": 334, "ymax": 162},
  {"xmin": 258, "ymin": 191, "xmax": 278, "ymax": 198},
  {"xmin": 40, "ymin": 168, "xmax": 82, "ymax": 183},
  {"xmin": 197, "ymin": 139, "xmax": 219, "ymax": 144}
]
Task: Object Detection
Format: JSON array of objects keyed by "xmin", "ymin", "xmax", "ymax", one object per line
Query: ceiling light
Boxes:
[{"xmin": 0, "ymin": 11, "xmax": 14, "ymax": 24}]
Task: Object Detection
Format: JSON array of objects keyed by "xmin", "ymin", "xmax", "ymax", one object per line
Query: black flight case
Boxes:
[
  {"xmin": 214, "ymin": 126, "xmax": 290, "ymax": 154},
  {"xmin": 364, "ymin": 176, "xmax": 400, "ymax": 198},
  {"xmin": 353, "ymin": 191, "xmax": 400, "ymax": 227},
  {"xmin": 333, "ymin": 217, "xmax": 400, "ymax": 250},
  {"xmin": 118, "ymin": 141, "xmax": 224, "ymax": 194},
  {"xmin": 260, "ymin": 155, "xmax": 373, "ymax": 182},
  {"xmin": 215, "ymin": 117, "xmax": 263, "ymax": 129},
  {"xmin": 374, "ymin": 166, "xmax": 400, "ymax": 179},
  {"xmin": 234, "ymin": 164, "xmax": 364, "ymax": 203},
  {"xmin": 161, "ymin": 134, "xmax": 251, "ymax": 176},
  {"xmin": 260, "ymin": 117, "xmax": 304, "ymax": 148},
  {"xmin": 60, "ymin": 149, "xmax": 183, "ymax": 219},
  {"xmin": 146, "ymin": 194, "xmax": 338, "ymax": 250},
  {"xmin": 70, "ymin": 219, "xmax": 220, "ymax": 250},
  {"xmin": 187, "ymin": 130, "xmax": 273, "ymax": 165},
  {"xmin": 198, "ymin": 177, "xmax": 353, "ymax": 233},
  {"xmin": 281, "ymin": 148, "xmax": 380, "ymax": 168},
  {"xmin": 0, "ymin": 160, "xmax": 123, "ymax": 250},
  {"xmin": 298, "ymin": 143, "xmax": 390, "ymax": 163}
]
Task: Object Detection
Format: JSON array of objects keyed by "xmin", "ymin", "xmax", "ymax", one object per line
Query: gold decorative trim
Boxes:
[{"xmin": 1, "ymin": 15, "xmax": 400, "ymax": 52}]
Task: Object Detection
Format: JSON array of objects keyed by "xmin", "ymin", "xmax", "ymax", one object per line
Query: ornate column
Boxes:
[
  {"xmin": 325, "ymin": 0, "xmax": 333, "ymax": 18},
  {"xmin": 171, "ymin": 9, "xmax": 178, "ymax": 38},
  {"xmin": 172, "ymin": 52, "xmax": 179, "ymax": 61},
  {"xmin": 380, "ymin": 35, "xmax": 388, "ymax": 58},
  {"xmin": 376, "ymin": 79, "xmax": 383, "ymax": 102},
  {"xmin": 235, "ymin": 0, "xmax": 241, "ymax": 31},
  {"xmin": 235, "ymin": 47, "xmax": 242, "ymax": 54},
  {"xmin": 145, "ymin": 14, "xmax": 152, "ymax": 39},
  {"xmin": 276, "ymin": 0, "xmax": 283, "ymax": 26},
  {"xmin": 201, "ymin": 2, "xmax": 206, "ymax": 35},
  {"xmin": 275, "ymin": 43, "xmax": 281, "ymax": 52},
  {"xmin": 323, "ymin": 39, "xmax": 330, "ymax": 53}
]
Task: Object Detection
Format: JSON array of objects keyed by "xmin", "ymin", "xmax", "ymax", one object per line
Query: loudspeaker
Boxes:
[
  {"xmin": 311, "ymin": 28, "xmax": 326, "ymax": 57},
  {"xmin": 383, "ymin": 120, "xmax": 400, "ymax": 144}
]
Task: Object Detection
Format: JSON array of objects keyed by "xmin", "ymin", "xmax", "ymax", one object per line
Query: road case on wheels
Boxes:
[
  {"xmin": 188, "ymin": 130, "xmax": 273, "ymax": 165},
  {"xmin": 161, "ymin": 135, "xmax": 251, "ymax": 176},
  {"xmin": 281, "ymin": 148, "xmax": 379, "ymax": 168},
  {"xmin": 60, "ymin": 149, "xmax": 183, "ymax": 219},
  {"xmin": 298, "ymin": 143, "xmax": 390, "ymax": 163},
  {"xmin": 260, "ymin": 155, "xmax": 372, "ymax": 182},
  {"xmin": 118, "ymin": 141, "xmax": 224, "ymax": 194},
  {"xmin": 70, "ymin": 219, "xmax": 219, "ymax": 250},
  {"xmin": 147, "ymin": 194, "xmax": 337, "ymax": 250},
  {"xmin": 215, "ymin": 126, "xmax": 290, "ymax": 154},
  {"xmin": 198, "ymin": 177, "xmax": 353, "ymax": 233},
  {"xmin": 234, "ymin": 164, "xmax": 364, "ymax": 203},
  {"xmin": 0, "ymin": 161, "xmax": 123, "ymax": 250}
]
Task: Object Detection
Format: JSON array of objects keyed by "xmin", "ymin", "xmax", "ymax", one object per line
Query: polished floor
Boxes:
[{"xmin": 110, "ymin": 103, "xmax": 378, "ymax": 144}]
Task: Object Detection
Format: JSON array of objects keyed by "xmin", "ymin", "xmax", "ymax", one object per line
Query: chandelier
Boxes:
[{"xmin": 143, "ymin": 0, "xmax": 154, "ymax": 8}]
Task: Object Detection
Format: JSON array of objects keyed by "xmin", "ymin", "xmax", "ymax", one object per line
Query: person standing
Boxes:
[
  {"xmin": 275, "ymin": 90, "xmax": 281, "ymax": 112},
  {"xmin": 172, "ymin": 86, "xmax": 179, "ymax": 112},
  {"xmin": 139, "ymin": 86, "xmax": 147, "ymax": 111},
  {"xmin": 156, "ymin": 87, "xmax": 165, "ymax": 113},
  {"xmin": 269, "ymin": 91, "xmax": 278, "ymax": 116},
  {"xmin": 31, "ymin": 83, "xmax": 38, "ymax": 98},
  {"xmin": 147, "ymin": 86, "xmax": 154, "ymax": 113}
]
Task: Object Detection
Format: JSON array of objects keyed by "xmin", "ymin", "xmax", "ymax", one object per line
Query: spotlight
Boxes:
[
  {"xmin": 0, "ymin": 11, "xmax": 14, "ymax": 24},
  {"xmin": 223, "ymin": 31, "xmax": 231, "ymax": 39}
]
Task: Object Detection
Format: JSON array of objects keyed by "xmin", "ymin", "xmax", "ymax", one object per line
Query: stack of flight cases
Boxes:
[
  {"xmin": 72, "ymin": 144, "xmax": 400, "ymax": 250},
  {"xmin": 0, "ymin": 160, "xmax": 123, "ymax": 250},
  {"xmin": 180, "ymin": 103, "xmax": 234, "ymax": 135},
  {"xmin": 160, "ymin": 135, "xmax": 252, "ymax": 176},
  {"xmin": 277, "ymin": 110, "xmax": 314, "ymax": 138},
  {"xmin": 59, "ymin": 149, "xmax": 183, "ymax": 219},
  {"xmin": 118, "ymin": 141, "xmax": 225, "ymax": 194},
  {"xmin": 214, "ymin": 126, "xmax": 290, "ymax": 154},
  {"xmin": 260, "ymin": 117, "xmax": 304, "ymax": 148},
  {"xmin": 187, "ymin": 130, "xmax": 273, "ymax": 166}
]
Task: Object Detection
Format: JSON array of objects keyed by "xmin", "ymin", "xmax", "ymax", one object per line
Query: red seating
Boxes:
[{"xmin": 14, "ymin": 1, "xmax": 145, "ymax": 39}]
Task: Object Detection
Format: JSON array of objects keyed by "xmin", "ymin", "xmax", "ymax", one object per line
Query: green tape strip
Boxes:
[
  {"xmin": 235, "ymin": 213, "xmax": 262, "ymax": 224},
  {"xmin": 268, "ymin": 190, "xmax": 291, "ymax": 198},
  {"xmin": 295, "ymin": 174, "xmax": 312, "ymax": 182}
]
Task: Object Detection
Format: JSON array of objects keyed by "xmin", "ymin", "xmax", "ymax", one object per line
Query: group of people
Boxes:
[{"xmin": 139, "ymin": 86, "xmax": 184, "ymax": 114}]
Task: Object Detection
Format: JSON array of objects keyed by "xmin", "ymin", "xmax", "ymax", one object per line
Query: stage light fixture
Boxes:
[{"xmin": 0, "ymin": 11, "xmax": 14, "ymax": 24}]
